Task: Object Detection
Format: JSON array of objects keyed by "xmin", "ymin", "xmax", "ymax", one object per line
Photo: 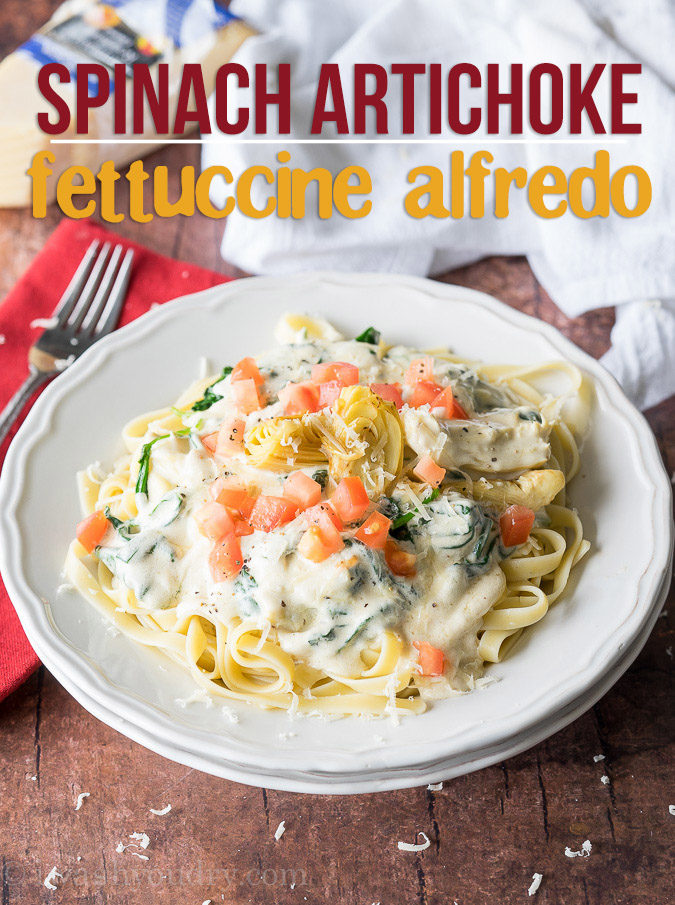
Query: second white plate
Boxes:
[{"xmin": 0, "ymin": 273, "xmax": 671, "ymax": 792}]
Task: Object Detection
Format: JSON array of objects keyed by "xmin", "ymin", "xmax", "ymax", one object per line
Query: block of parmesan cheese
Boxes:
[{"xmin": 0, "ymin": 0, "xmax": 255, "ymax": 208}]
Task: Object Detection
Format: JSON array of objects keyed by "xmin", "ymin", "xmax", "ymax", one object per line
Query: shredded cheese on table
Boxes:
[
  {"xmin": 43, "ymin": 867, "xmax": 63, "ymax": 890},
  {"xmin": 116, "ymin": 832, "xmax": 151, "ymax": 860},
  {"xmin": 75, "ymin": 791, "xmax": 90, "ymax": 811},
  {"xmin": 427, "ymin": 782, "xmax": 443, "ymax": 791},
  {"xmin": 528, "ymin": 873, "xmax": 543, "ymax": 896},
  {"xmin": 397, "ymin": 832, "xmax": 431, "ymax": 852},
  {"xmin": 564, "ymin": 840, "xmax": 592, "ymax": 858},
  {"xmin": 274, "ymin": 820, "xmax": 286, "ymax": 841},
  {"xmin": 149, "ymin": 804, "xmax": 172, "ymax": 816}
]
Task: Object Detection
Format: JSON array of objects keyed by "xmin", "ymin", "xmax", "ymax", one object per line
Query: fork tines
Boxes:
[{"xmin": 54, "ymin": 240, "xmax": 134, "ymax": 338}]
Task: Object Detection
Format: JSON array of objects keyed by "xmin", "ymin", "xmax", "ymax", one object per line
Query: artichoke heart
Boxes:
[
  {"xmin": 328, "ymin": 385, "xmax": 404, "ymax": 497},
  {"xmin": 244, "ymin": 385, "xmax": 404, "ymax": 496},
  {"xmin": 446, "ymin": 468, "xmax": 565, "ymax": 512},
  {"xmin": 245, "ymin": 416, "xmax": 325, "ymax": 470}
]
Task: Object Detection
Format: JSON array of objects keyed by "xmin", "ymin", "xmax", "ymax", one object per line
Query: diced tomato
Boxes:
[
  {"xmin": 250, "ymin": 495, "xmax": 298, "ymax": 532},
  {"xmin": 413, "ymin": 641, "xmax": 445, "ymax": 676},
  {"xmin": 284, "ymin": 472, "xmax": 322, "ymax": 510},
  {"xmin": 278, "ymin": 380, "xmax": 320, "ymax": 415},
  {"xmin": 331, "ymin": 476, "xmax": 369, "ymax": 524},
  {"xmin": 305, "ymin": 502, "xmax": 344, "ymax": 532},
  {"xmin": 194, "ymin": 501, "xmax": 235, "ymax": 540},
  {"xmin": 210, "ymin": 476, "xmax": 246, "ymax": 506},
  {"xmin": 318, "ymin": 380, "xmax": 344, "ymax": 408},
  {"xmin": 209, "ymin": 534, "xmax": 243, "ymax": 581},
  {"xmin": 201, "ymin": 432, "xmax": 218, "ymax": 454},
  {"xmin": 231, "ymin": 356, "xmax": 264, "ymax": 386},
  {"xmin": 311, "ymin": 361, "xmax": 359, "ymax": 386},
  {"xmin": 354, "ymin": 511, "xmax": 391, "ymax": 550},
  {"xmin": 452, "ymin": 400, "xmax": 469, "ymax": 420},
  {"xmin": 413, "ymin": 455, "xmax": 446, "ymax": 488},
  {"xmin": 369, "ymin": 382, "xmax": 403, "ymax": 410},
  {"xmin": 432, "ymin": 385, "xmax": 469, "ymax": 420},
  {"xmin": 499, "ymin": 505, "xmax": 535, "ymax": 547},
  {"xmin": 231, "ymin": 378, "xmax": 261, "ymax": 414},
  {"xmin": 404, "ymin": 357, "xmax": 435, "ymax": 386},
  {"xmin": 234, "ymin": 518, "xmax": 254, "ymax": 537},
  {"xmin": 238, "ymin": 493, "xmax": 256, "ymax": 520},
  {"xmin": 409, "ymin": 380, "xmax": 444, "ymax": 408},
  {"xmin": 215, "ymin": 417, "xmax": 246, "ymax": 456},
  {"xmin": 384, "ymin": 539, "xmax": 417, "ymax": 577},
  {"xmin": 298, "ymin": 522, "xmax": 344, "ymax": 563},
  {"xmin": 76, "ymin": 510, "xmax": 109, "ymax": 553}
]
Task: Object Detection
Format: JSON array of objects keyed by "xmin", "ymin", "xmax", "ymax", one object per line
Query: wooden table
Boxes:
[{"xmin": 1, "ymin": 5, "xmax": 673, "ymax": 904}]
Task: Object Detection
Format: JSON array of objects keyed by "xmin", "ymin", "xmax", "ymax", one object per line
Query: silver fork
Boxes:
[{"xmin": 0, "ymin": 240, "xmax": 134, "ymax": 448}]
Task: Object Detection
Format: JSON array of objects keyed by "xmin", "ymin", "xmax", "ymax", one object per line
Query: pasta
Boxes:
[{"xmin": 66, "ymin": 314, "xmax": 590, "ymax": 717}]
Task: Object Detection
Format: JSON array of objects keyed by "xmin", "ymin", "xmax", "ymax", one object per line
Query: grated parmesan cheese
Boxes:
[
  {"xmin": 75, "ymin": 791, "xmax": 90, "ymax": 811},
  {"xmin": 43, "ymin": 867, "xmax": 63, "ymax": 890},
  {"xmin": 564, "ymin": 840, "xmax": 592, "ymax": 858},
  {"xmin": 198, "ymin": 357, "xmax": 211, "ymax": 380},
  {"xmin": 600, "ymin": 775, "xmax": 610, "ymax": 785},
  {"xmin": 116, "ymin": 831, "xmax": 150, "ymax": 860},
  {"xmin": 221, "ymin": 706, "xmax": 239, "ymax": 724},
  {"xmin": 30, "ymin": 316, "xmax": 58, "ymax": 329},
  {"xmin": 54, "ymin": 354, "xmax": 76, "ymax": 371},
  {"xmin": 668, "ymin": 805, "xmax": 675, "ymax": 816},
  {"xmin": 593, "ymin": 754, "xmax": 605, "ymax": 763},
  {"xmin": 274, "ymin": 820, "xmax": 286, "ymax": 841},
  {"xmin": 528, "ymin": 873, "xmax": 543, "ymax": 896},
  {"xmin": 427, "ymin": 783, "xmax": 443, "ymax": 791},
  {"xmin": 254, "ymin": 618, "xmax": 272, "ymax": 653},
  {"xmin": 150, "ymin": 804, "xmax": 172, "ymax": 816},
  {"xmin": 403, "ymin": 481, "xmax": 428, "ymax": 517},
  {"xmin": 398, "ymin": 832, "xmax": 431, "ymax": 852},
  {"xmin": 175, "ymin": 688, "xmax": 214, "ymax": 708}
]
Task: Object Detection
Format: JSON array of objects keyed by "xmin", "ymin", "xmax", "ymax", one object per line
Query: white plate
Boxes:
[{"xmin": 0, "ymin": 273, "xmax": 671, "ymax": 794}]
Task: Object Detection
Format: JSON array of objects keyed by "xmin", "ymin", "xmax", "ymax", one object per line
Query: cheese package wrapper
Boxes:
[{"xmin": 0, "ymin": 0, "xmax": 255, "ymax": 208}]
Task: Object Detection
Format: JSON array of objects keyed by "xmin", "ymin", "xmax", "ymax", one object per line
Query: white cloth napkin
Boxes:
[{"xmin": 203, "ymin": 0, "xmax": 675, "ymax": 410}]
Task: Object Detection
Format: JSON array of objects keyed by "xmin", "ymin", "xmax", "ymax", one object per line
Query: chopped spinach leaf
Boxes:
[
  {"xmin": 390, "ymin": 488, "xmax": 440, "ymax": 531},
  {"xmin": 355, "ymin": 327, "xmax": 381, "ymax": 345},
  {"xmin": 190, "ymin": 366, "xmax": 233, "ymax": 412},
  {"xmin": 104, "ymin": 507, "xmax": 124, "ymax": 531},
  {"xmin": 135, "ymin": 432, "xmax": 189, "ymax": 496},
  {"xmin": 390, "ymin": 523, "xmax": 412, "ymax": 543},
  {"xmin": 232, "ymin": 566, "xmax": 259, "ymax": 617},
  {"xmin": 338, "ymin": 614, "xmax": 377, "ymax": 651},
  {"xmin": 135, "ymin": 434, "xmax": 169, "ymax": 495},
  {"xmin": 150, "ymin": 491, "xmax": 184, "ymax": 526},
  {"xmin": 308, "ymin": 628, "xmax": 337, "ymax": 646}
]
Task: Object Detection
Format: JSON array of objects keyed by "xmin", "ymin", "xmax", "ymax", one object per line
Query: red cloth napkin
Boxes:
[{"xmin": 0, "ymin": 219, "xmax": 231, "ymax": 702}]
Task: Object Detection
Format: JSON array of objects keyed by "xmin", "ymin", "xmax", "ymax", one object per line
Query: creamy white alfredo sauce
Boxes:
[{"xmin": 95, "ymin": 330, "xmax": 551, "ymax": 693}]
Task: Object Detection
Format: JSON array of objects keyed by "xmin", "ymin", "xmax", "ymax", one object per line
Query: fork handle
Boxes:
[{"xmin": 0, "ymin": 367, "xmax": 51, "ymax": 452}]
